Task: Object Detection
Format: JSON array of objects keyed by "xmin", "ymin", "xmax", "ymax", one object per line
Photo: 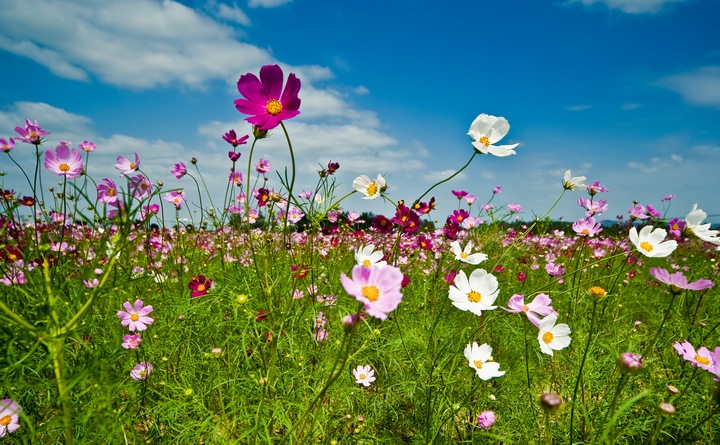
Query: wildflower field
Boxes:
[{"xmin": 2, "ymin": 65, "xmax": 719, "ymax": 444}]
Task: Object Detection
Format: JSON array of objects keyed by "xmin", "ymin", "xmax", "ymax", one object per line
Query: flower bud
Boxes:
[
  {"xmin": 588, "ymin": 286, "xmax": 607, "ymax": 300},
  {"xmin": 253, "ymin": 125, "xmax": 269, "ymax": 139},
  {"xmin": 476, "ymin": 410, "xmax": 496, "ymax": 430},
  {"xmin": 619, "ymin": 352, "xmax": 642, "ymax": 372},
  {"xmin": 540, "ymin": 392, "xmax": 563, "ymax": 412},
  {"xmin": 657, "ymin": 402, "xmax": 675, "ymax": 415}
]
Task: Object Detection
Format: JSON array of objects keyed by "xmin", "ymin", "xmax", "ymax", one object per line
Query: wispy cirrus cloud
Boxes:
[
  {"xmin": 656, "ymin": 66, "xmax": 720, "ymax": 107},
  {"xmin": 569, "ymin": 0, "xmax": 692, "ymax": 14}
]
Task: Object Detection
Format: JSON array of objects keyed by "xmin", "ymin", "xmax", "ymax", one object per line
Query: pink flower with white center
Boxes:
[
  {"xmin": 97, "ymin": 178, "xmax": 120, "ymax": 204},
  {"xmin": 15, "ymin": 119, "xmax": 50, "ymax": 145},
  {"xmin": 673, "ymin": 340, "xmax": 714, "ymax": 371},
  {"xmin": 572, "ymin": 216, "xmax": 602, "ymax": 237},
  {"xmin": 78, "ymin": 141, "xmax": 96, "ymax": 152},
  {"xmin": 507, "ymin": 203, "xmax": 522, "ymax": 213},
  {"xmin": 130, "ymin": 362, "xmax": 153, "ymax": 381},
  {"xmin": 0, "ymin": 398, "xmax": 22, "ymax": 437},
  {"xmin": 649, "ymin": 267, "xmax": 713, "ymax": 293},
  {"xmin": 164, "ymin": 190, "xmax": 186, "ymax": 209},
  {"xmin": 171, "ymin": 162, "xmax": 187, "ymax": 179},
  {"xmin": 353, "ymin": 365, "xmax": 376, "ymax": 387},
  {"xmin": 229, "ymin": 171, "xmax": 243, "ymax": 186},
  {"xmin": 117, "ymin": 299, "xmax": 155, "ymax": 331},
  {"xmin": 504, "ymin": 293, "xmax": 558, "ymax": 328},
  {"xmin": 0, "ymin": 137, "xmax": 16, "ymax": 153},
  {"xmin": 287, "ymin": 207, "xmax": 304, "ymax": 224},
  {"xmin": 341, "ymin": 264, "xmax": 404, "ymax": 320},
  {"xmin": 115, "ymin": 152, "xmax": 140, "ymax": 176},
  {"xmin": 44, "ymin": 144, "xmax": 84, "ymax": 179},
  {"xmin": 122, "ymin": 333, "xmax": 142, "ymax": 349},
  {"xmin": 629, "ymin": 225, "xmax": 677, "ymax": 258},
  {"xmin": 256, "ymin": 158, "xmax": 272, "ymax": 174}
]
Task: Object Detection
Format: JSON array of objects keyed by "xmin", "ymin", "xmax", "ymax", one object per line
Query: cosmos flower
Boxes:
[
  {"xmin": 130, "ymin": 362, "xmax": 153, "ymax": 381},
  {"xmin": 629, "ymin": 225, "xmax": 678, "ymax": 258},
  {"xmin": 673, "ymin": 340, "xmax": 714, "ymax": 371},
  {"xmin": 341, "ymin": 264, "xmax": 404, "ymax": 320},
  {"xmin": 572, "ymin": 216, "xmax": 602, "ymax": 237},
  {"xmin": 448, "ymin": 269, "xmax": 499, "ymax": 316},
  {"xmin": 353, "ymin": 174, "xmax": 386, "ymax": 200},
  {"xmin": 222, "ymin": 129, "xmax": 249, "ymax": 147},
  {"xmin": 467, "ymin": 114, "xmax": 519, "ymax": 157},
  {"xmin": 14, "ymin": 119, "xmax": 50, "ymax": 145},
  {"xmin": 537, "ymin": 314, "xmax": 571, "ymax": 356},
  {"xmin": 353, "ymin": 365, "xmax": 376, "ymax": 387},
  {"xmin": 685, "ymin": 203, "xmax": 720, "ymax": 245},
  {"xmin": 164, "ymin": 190, "xmax": 186, "ymax": 209},
  {"xmin": 449, "ymin": 240, "xmax": 488, "ymax": 265},
  {"xmin": 78, "ymin": 141, "xmax": 96, "ymax": 152},
  {"xmin": 44, "ymin": 144, "xmax": 84, "ymax": 179},
  {"xmin": 649, "ymin": 267, "xmax": 713, "ymax": 292},
  {"xmin": 354, "ymin": 244, "xmax": 387, "ymax": 268},
  {"xmin": 504, "ymin": 293, "xmax": 558, "ymax": 328},
  {"xmin": 188, "ymin": 275, "xmax": 213, "ymax": 298},
  {"xmin": 97, "ymin": 178, "xmax": 120, "ymax": 204},
  {"xmin": 464, "ymin": 342, "xmax": 505, "ymax": 380},
  {"xmin": 562, "ymin": 170, "xmax": 586, "ymax": 191},
  {"xmin": 115, "ymin": 153, "xmax": 140, "ymax": 176},
  {"xmin": 477, "ymin": 410, "xmax": 497, "ymax": 430},
  {"xmin": 122, "ymin": 333, "xmax": 142, "ymax": 349},
  {"xmin": 117, "ymin": 300, "xmax": 155, "ymax": 331},
  {"xmin": 234, "ymin": 64, "xmax": 301, "ymax": 130},
  {"xmin": 0, "ymin": 398, "xmax": 22, "ymax": 437},
  {"xmin": 0, "ymin": 137, "xmax": 16, "ymax": 153},
  {"xmin": 256, "ymin": 158, "xmax": 272, "ymax": 174},
  {"xmin": 171, "ymin": 162, "xmax": 187, "ymax": 179}
]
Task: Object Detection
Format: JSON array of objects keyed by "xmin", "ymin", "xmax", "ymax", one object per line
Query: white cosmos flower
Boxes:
[
  {"xmin": 353, "ymin": 365, "xmax": 376, "ymax": 387},
  {"xmin": 464, "ymin": 342, "xmax": 505, "ymax": 380},
  {"xmin": 685, "ymin": 203, "xmax": 720, "ymax": 245},
  {"xmin": 354, "ymin": 244, "xmax": 387, "ymax": 268},
  {"xmin": 448, "ymin": 269, "xmax": 499, "ymax": 316},
  {"xmin": 450, "ymin": 240, "xmax": 488, "ymax": 265},
  {"xmin": 629, "ymin": 225, "xmax": 678, "ymax": 258},
  {"xmin": 538, "ymin": 314, "xmax": 571, "ymax": 356},
  {"xmin": 562, "ymin": 170, "xmax": 587, "ymax": 191},
  {"xmin": 467, "ymin": 114, "xmax": 519, "ymax": 157},
  {"xmin": 353, "ymin": 174, "xmax": 386, "ymax": 200}
]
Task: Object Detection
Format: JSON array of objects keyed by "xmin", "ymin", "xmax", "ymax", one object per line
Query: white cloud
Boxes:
[
  {"xmin": 621, "ymin": 103, "xmax": 642, "ymax": 110},
  {"xmin": 214, "ymin": 2, "xmax": 251, "ymax": 26},
  {"xmin": 627, "ymin": 153, "xmax": 683, "ymax": 174},
  {"xmin": 571, "ymin": 0, "xmax": 691, "ymax": 14},
  {"xmin": 425, "ymin": 169, "xmax": 468, "ymax": 182},
  {"xmin": 248, "ymin": 0, "xmax": 292, "ymax": 7},
  {"xmin": 656, "ymin": 66, "xmax": 720, "ymax": 107},
  {"xmin": 0, "ymin": 102, "xmax": 93, "ymax": 142},
  {"xmin": 567, "ymin": 104, "xmax": 592, "ymax": 111}
]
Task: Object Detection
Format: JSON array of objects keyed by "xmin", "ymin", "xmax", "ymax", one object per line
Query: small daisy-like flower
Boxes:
[
  {"xmin": 171, "ymin": 162, "xmax": 187, "ymax": 179},
  {"xmin": 464, "ymin": 342, "xmax": 505, "ymax": 380},
  {"xmin": 117, "ymin": 300, "xmax": 155, "ymax": 331},
  {"xmin": 0, "ymin": 398, "xmax": 22, "ymax": 437},
  {"xmin": 562, "ymin": 170, "xmax": 587, "ymax": 191},
  {"xmin": 467, "ymin": 114, "xmax": 519, "ymax": 157},
  {"xmin": 448, "ymin": 269, "xmax": 499, "ymax": 316},
  {"xmin": 354, "ymin": 244, "xmax": 387, "ymax": 268},
  {"xmin": 234, "ymin": 64, "xmax": 301, "ymax": 130},
  {"xmin": 537, "ymin": 314, "xmax": 571, "ymax": 356},
  {"xmin": 188, "ymin": 275, "xmax": 213, "ymax": 298},
  {"xmin": 130, "ymin": 362, "xmax": 153, "ymax": 381},
  {"xmin": 449, "ymin": 240, "xmax": 488, "ymax": 265},
  {"xmin": 353, "ymin": 365, "xmax": 376, "ymax": 387},
  {"xmin": 78, "ymin": 141, "xmax": 96, "ymax": 152},
  {"xmin": 353, "ymin": 174, "xmax": 386, "ymax": 200},
  {"xmin": 629, "ymin": 225, "xmax": 678, "ymax": 258},
  {"xmin": 504, "ymin": 293, "xmax": 557, "ymax": 328}
]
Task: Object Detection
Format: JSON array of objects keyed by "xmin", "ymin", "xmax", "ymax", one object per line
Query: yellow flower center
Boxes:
[
  {"xmin": 30, "ymin": 131, "xmax": 38, "ymax": 139},
  {"xmin": 197, "ymin": 284, "xmax": 206, "ymax": 292},
  {"xmin": 639, "ymin": 241, "xmax": 653, "ymax": 252},
  {"xmin": 362, "ymin": 259, "xmax": 372, "ymax": 267},
  {"xmin": 460, "ymin": 252, "xmax": 469, "ymax": 259},
  {"xmin": 457, "ymin": 215, "xmax": 464, "ymax": 221},
  {"xmin": 581, "ymin": 228, "xmax": 589, "ymax": 235},
  {"xmin": 522, "ymin": 304, "xmax": 529, "ymax": 311},
  {"xmin": 589, "ymin": 286, "xmax": 606, "ymax": 297},
  {"xmin": 266, "ymin": 99, "xmax": 283, "ymax": 115},
  {"xmin": 479, "ymin": 136, "xmax": 490, "ymax": 147},
  {"xmin": 0, "ymin": 415, "xmax": 11, "ymax": 426},
  {"xmin": 358, "ymin": 373, "xmax": 366, "ymax": 380},
  {"xmin": 59, "ymin": 163, "xmax": 70, "ymax": 172},
  {"xmin": 362, "ymin": 285, "xmax": 380, "ymax": 302},
  {"xmin": 467, "ymin": 290, "xmax": 482, "ymax": 303},
  {"xmin": 131, "ymin": 313, "xmax": 139, "ymax": 322},
  {"xmin": 129, "ymin": 163, "xmax": 137, "ymax": 170},
  {"xmin": 543, "ymin": 331, "xmax": 554, "ymax": 344},
  {"xmin": 108, "ymin": 188, "xmax": 116, "ymax": 196},
  {"xmin": 366, "ymin": 183, "xmax": 378, "ymax": 196},
  {"xmin": 695, "ymin": 355, "xmax": 710, "ymax": 366},
  {"xmin": 473, "ymin": 360, "xmax": 483, "ymax": 369}
]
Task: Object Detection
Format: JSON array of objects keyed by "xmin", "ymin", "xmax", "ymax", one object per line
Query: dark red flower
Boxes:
[{"xmin": 188, "ymin": 275, "xmax": 213, "ymax": 298}]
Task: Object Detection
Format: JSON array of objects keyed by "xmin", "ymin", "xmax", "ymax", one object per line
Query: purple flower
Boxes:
[
  {"xmin": 228, "ymin": 151, "xmax": 241, "ymax": 162},
  {"xmin": 662, "ymin": 194, "xmax": 675, "ymax": 202},
  {"xmin": 477, "ymin": 410, "xmax": 496, "ymax": 430},
  {"xmin": 222, "ymin": 129, "xmax": 249, "ymax": 147},
  {"xmin": 256, "ymin": 158, "xmax": 272, "ymax": 174},
  {"xmin": 586, "ymin": 181, "xmax": 609, "ymax": 196},
  {"xmin": 129, "ymin": 174, "xmax": 153, "ymax": 199},
  {"xmin": 78, "ymin": 141, "xmax": 96, "ymax": 152},
  {"xmin": 164, "ymin": 190, "xmax": 186, "ymax": 209},
  {"xmin": 493, "ymin": 185, "xmax": 503, "ymax": 194},
  {"xmin": 628, "ymin": 204, "xmax": 649, "ymax": 220},
  {"xmin": 171, "ymin": 162, "xmax": 187, "ymax": 179},
  {"xmin": 649, "ymin": 267, "xmax": 713, "ymax": 292},
  {"xmin": 619, "ymin": 352, "xmax": 642, "ymax": 372},
  {"xmin": 0, "ymin": 137, "xmax": 16, "ymax": 153},
  {"xmin": 674, "ymin": 340, "xmax": 714, "ymax": 371},
  {"xmin": 507, "ymin": 203, "xmax": 522, "ymax": 213},
  {"xmin": 572, "ymin": 216, "xmax": 603, "ymax": 237},
  {"xmin": 234, "ymin": 64, "xmax": 301, "ymax": 130},
  {"xmin": 115, "ymin": 153, "xmax": 140, "ymax": 176},
  {"xmin": 122, "ymin": 333, "xmax": 142, "ymax": 349},
  {"xmin": 341, "ymin": 264, "xmax": 404, "ymax": 320},
  {"xmin": 44, "ymin": 144, "xmax": 84, "ymax": 179},
  {"xmin": 667, "ymin": 218, "xmax": 685, "ymax": 238},
  {"xmin": 130, "ymin": 362, "xmax": 153, "ymax": 381},
  {"xmin": 452, "ymin": 190, "xmax": 468, "ymax": 199},
  {"xmin": 14, "ymin": 119, "xmax": 50, "ymax": 145},
  {"xmin": 504, "ymin": 293, "xmax": 558, "ymax": 328},
  {"xmin": 117, "ymin": 299, "xmax": 155, "ymax": 331}
]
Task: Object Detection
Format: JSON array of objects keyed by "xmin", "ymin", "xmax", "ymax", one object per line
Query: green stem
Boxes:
[
  {"xmin": 48, "ymin": 337, "xmax": 73, "ymax": 445},
  {"xmin": 570, "ymin": 298, "xmax": 598, "ymax": 443},
  {"xmin": 279, "ymin": 122, "xmax": 296, "ymax": 245},
  {"xmin": 415, "ymin": 151, "xmax": 476, "ymax": 204}
]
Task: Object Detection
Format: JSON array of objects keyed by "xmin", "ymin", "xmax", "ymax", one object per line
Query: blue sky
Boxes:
[{"xmin": 1, "ymin": 0, "xmax": 719, "ymax": 225}]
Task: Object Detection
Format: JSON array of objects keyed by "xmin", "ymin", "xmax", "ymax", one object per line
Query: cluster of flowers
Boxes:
[{"xmin": 116, "ymin": 300, "xmax": 154, "ymax": 380}]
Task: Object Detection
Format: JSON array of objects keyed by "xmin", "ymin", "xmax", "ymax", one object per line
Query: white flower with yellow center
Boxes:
[
  {"xmin": 685, "ymin": 203, "xmax": 720, "ymax": 245},
  {"xmin": 353, "ymin": 174, "xmax": 386, "ymax": 200},
  {"xmin": 629, "ymin": 225, "xmax": 678, "ymax": 258},
  {"xmin": 562, "ymin": 170, "xmax": 587, "ymax": 191},
  {"xmin": 464, "ymin": 342, "xmax": 505, "ymax": 380},
  {"xmin": 448, "ymin": 269, "xmax": 498, "ymax": 316},
  {"xmin": 538, "ymin": 314, "xmax": 571, "ymax": 356},
  {"xmin": 467, "ymin": 114, "xmax": 519, "ymax": 157},
  {"xmin": 354, "ymin": 244, "xmax": 387, "ymax": 268},
  {"xmin": 449, "ymin": 240, "xmax": 488, "ymax": 265}
]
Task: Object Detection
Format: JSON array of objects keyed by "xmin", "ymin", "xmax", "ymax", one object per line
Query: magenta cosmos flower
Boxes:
[
  {"xmin": 234, "ymin": 64, "xmax": 301, "ymax": 130},
  {"xmin": 341, "ymin": 264, "xmax": 404, "ymax": 320},
  {"xmin": 649, "ymin": 267, "xmax": 713, "ymax": 292},
  {"xmin": 44, "ymin": 144, "xmax": 84, "ymax": 179},
  {"xmin": 117, "ymin": 299, "xmax": 155, "ymax": 331},
  {"xmin": 15, "ymin": 119, "xmax": 50, "ymax": 145},
  {"xmin": 188, "ymin": 275, "xmax": 213, "ymax": 298},
  {"xmin": 115, "ymin": 152, "xmax": 140, "ymax": 176}
]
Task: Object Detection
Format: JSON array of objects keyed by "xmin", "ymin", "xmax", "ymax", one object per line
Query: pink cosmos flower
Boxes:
[
  {"xmin": 507, "ymin": 203, "xmax": 522, "ymax": 213},
  {"xmin": 234, "ymin": 64, "xmax": 301, "ymax": 130},
  {"xmin": 117, "ymin": 299, "xmax": 155, "ymax": 331},
  {"xmin": 222, "ymin": 129, "xmax": 249, "ymax": 147},
  {"xmin": 97, "ymin": 178, "xmax": 119, "ymax": 204},
  {"xmin": 229, "ymin": 171, "xmax": 243, "ymax": 186},
  {"xmin": 122, "ymin": 333, "xmax": 142, "ymax": 349},
  {"xmin": 78, "ymin": 141, "xmax": 96, "ymax": 152},
  {"xmin": 341, "ymin": 264, "xmax": 404, "ymax": 320},
  {"xmin": 477, "ymin": 410, "xmax": 496, "ymax": 430},
  {"xmin": 164, "ymin": 190, "xmax": 186, "ymax": 209},
  {"xmin": 493, "ymin": 185, "xmax": 503, "ymax": 194},
  {"xmin": 673, "ymin": 340, "xmax": 714, "ymax": 371},
  {"xmin": 649, "ymin": 267, "xmax": 713, "ymax": 292},
  {"xmin": 353, "ymin": 365, "xmax": 376, "ymax": 387},
  {"xmin": 15, "ymin": 119, "xmax": 50, "ymax": 145},
  {"xmin": 504, "ymin": 293, "xmax": 558, "ymax": 328},
  {"xmin": 628, "ymin": 204, "xmax": 649, "ymax": 220},
  {"xmin": 572, "ymin": 216, "xmax": 602, "ymax": 237},
  {"xmin": 188, "ymin": 275, "xmax": 213, "ymax": 298},
  {"xmin": 0, "ymin": 398, "xmax": 22, "ymax": 437},
  {"xmin": 171, "ymin": 162, "xmax": 187, "ymax": 179},
  {"xmin": 710, "ymin": 347, "xmax": 720, "ymax": 382},
  {"xmin": 256, "ymin": 158, "xmax": 272, "ymax": 174},
  {"xmin": 129, "ymin": 174, "xmax": 153, "ymax": 199},
  {"xmin": 452, "ymin": 190, "xmax": 468, "ymax": 199},
  {"xmin": 586, "ymin": 181, "xmax": 609, "ymax": 196},
  {"xmin": 130, "ymin": 362, "xmax": 153, "ymax": 381},
  {"xmin": 115, "ymin": 152, "xmax": 140, "ymax": 176},
  {"xmin": 44, "ymin": 144, "xmax": 84, "ymax": 179},
  {"xmin": 0, "ymin": 137, "xmax": 15, "ymax": 153}
]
